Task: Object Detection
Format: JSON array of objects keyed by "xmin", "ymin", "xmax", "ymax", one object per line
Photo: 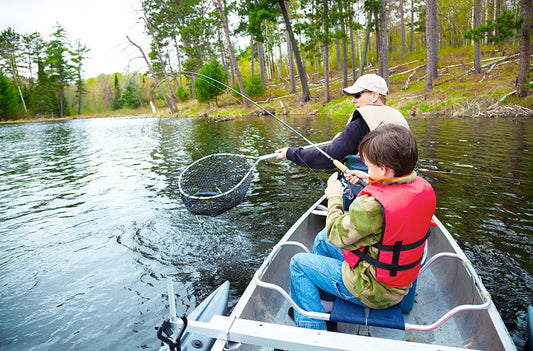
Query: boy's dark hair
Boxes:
[{"xmin": 359, "ymin": 124, "xmax": 418, "ymax": 177}]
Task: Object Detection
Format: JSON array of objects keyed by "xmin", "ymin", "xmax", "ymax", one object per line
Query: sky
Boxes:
[{"xmin": 0, "ymin": 0, "xmax": 151, "ymax": 79}]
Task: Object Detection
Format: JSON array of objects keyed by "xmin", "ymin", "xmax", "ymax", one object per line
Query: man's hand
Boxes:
[{"xmin": 275, "ymin": 147, "xmax": 289, "ymax": 160}]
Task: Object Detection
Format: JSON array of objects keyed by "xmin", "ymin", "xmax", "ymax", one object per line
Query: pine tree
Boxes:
[
  {"xmin": 0, "ymin": 71, "xmax": 21, "ymax": 120},
  {"xmin": 121, "ymin": 81, "xmax": 141, "ymax": 109},
  {"xmin": 112, "ymin": 73, "xmax": 122, "ymax": 110},
  {"xmin": 194, "ymin": 58, "xmax": 227, "ymax": 106},
  {"xmin": 30, "ymin": 60, "xmax": 57, "ymax": 116},
  {"xmin": 70, "ymin": 39, "xmax": 90, "ymax": 115},
  {"xmin": 46, "ymin": 23, "xmax": 73, "ymax": 117}
]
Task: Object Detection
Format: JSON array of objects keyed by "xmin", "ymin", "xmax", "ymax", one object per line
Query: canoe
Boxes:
[
  {"xmin": 158, "ymin": 280, "xmax": 229, "ymax": 351},
  {"xmin": 524, "ymin": 306, "xmax": 533, "ymax": 351},
  {"xmin": 159, "ymin": 195, "xmax": 516, "ymax": 350}
]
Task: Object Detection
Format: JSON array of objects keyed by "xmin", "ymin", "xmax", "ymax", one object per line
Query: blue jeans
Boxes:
[{"xmin": 289, "ymin": 228, "xmax": 366, "ymax": 329}]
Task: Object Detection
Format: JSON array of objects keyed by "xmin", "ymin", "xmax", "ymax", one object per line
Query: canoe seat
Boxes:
[
  {"xmin": 329, "ymin": 250, "xmax": 422, "ymax": 330},
  {"xmin": 329, "ymin": 280, "xmax": 418, "ymax": 330}
]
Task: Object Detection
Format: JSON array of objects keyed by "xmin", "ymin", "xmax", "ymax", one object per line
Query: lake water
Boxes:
[{"xmin": 0, "ymin": 115, "xmax": 531, "ymax": 350}]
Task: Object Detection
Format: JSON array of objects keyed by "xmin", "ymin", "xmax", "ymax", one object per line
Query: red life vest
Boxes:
[{"xmin": 342, "ymin": 176, "xmax": 436, "ymax": 288}]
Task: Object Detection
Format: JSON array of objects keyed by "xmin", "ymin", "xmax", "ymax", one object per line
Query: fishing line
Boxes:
[
  {"xmin": 418, "ymin": 168, "xmax": 531, "ymax": 184},
  {"xmin": 179, "ymin": 70, "xmax": 349, "ymax": 174},
  {"xmin": 191, "ymin": 74, "xmax": 327, "ymax": 181}
]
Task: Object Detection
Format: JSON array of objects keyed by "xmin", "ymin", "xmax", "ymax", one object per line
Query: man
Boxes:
[{"xmin": 275, "ymin": 74, "xmax": 408, "ymax": 170}]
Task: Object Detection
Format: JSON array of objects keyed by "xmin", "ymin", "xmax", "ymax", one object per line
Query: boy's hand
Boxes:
[
  {"xmin": 325, "ymin": 180, "xmax": 344, "ymax": 198},
  {"xmin": 345, "ymin": 170, "xmax": 368, "ymax": 185}
]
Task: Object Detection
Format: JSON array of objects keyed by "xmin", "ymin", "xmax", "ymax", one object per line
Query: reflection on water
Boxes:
[{"xmin": 0, "ymin": 116, "xmax": 531, "ymax": 350}]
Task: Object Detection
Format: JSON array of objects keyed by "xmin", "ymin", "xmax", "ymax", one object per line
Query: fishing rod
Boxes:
[
  {"xmin": 418, "ymin": 168, "xmax": 531, "ymax": 184},
  {"xmin": 179, "ymin": 70, "xmax": 349, "ymax": 174}
]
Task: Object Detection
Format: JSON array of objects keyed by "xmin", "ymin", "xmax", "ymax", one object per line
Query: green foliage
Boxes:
[
  {"xmin": 112, "ymin": 73, "xmax": 122, "ymax": 110},
  {"xmin": 194, "ymin": 58, "xmax": 227, "ymax": 104},
  {"xmin": 0, "ymin": 72, "xmax": 22, "ymax": 120},
  {"xmin": 31, "ymin": 60, "xmax": 58, "ymax": 116},
  {"xmin": 121, "ymin": 81, "xmax": 141, "ymax": 109},
  {"xmin": 464, "ymin": 10, "xmax": 523, "ymax": 44},
  {"xmin": 230, "ymin": 81, "xmax": 241, "ymax": 100},
  {"xmin": 177, "ymin": 85, "xmax": 189, "ymax": 102},
  {"xmin": 245, "ymin": 74, "xmax": 265, "ymax": 97},
  {"xmin": 70, "ymin": 39, "xmax": 90, "ymax": 114},
  {"xmin": 247, "ymin": 0, "xmax": 280, "ymax": 42}
]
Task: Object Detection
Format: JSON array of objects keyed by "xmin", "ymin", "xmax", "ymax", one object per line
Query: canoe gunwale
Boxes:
[
  {"xmin": 252, "ymin": 238, "xmax": 493, "ymax": 331},
  {"xmin": 207, "ymin": 195, "xmax": 516, "ymax": 350}
]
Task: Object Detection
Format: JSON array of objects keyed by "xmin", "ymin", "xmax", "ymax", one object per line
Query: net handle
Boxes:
[
  {"xmin": 257, "ymin": 140, "xmax": 333, "ymax": 161},
  {"xmin": 179, "ymin": 71, "xmax": 347, "ymax": 173}
]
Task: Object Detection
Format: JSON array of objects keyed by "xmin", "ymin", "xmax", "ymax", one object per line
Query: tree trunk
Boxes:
[
  {"xmin": 410, "ymin": 0, "xmax": 414, "ymax": 53},
  {"xmin": 378, "ymin": 0, "xmax": 389, "ymax": 86},
  {"xmin": 359, "ymin": 9, "xmax": 373, "ymax": 76},
  {"xmin": 425, "ymin": 0, "xmax": 438, "ymax": 92},
  {"xmin": 172, "ymin": 36, "xmax": 183, "ymax": 87},
  {"xmin": 324, "ymin": 0, "xmax": 330, "ymax": 103},
  {"xmin": 349, "ymin": 4, "xmax": 357, "ymax": 81},
  {"xmin": 250, "ymin": 34, "xmax": 255, "ymax": 77},
  {"xmin": 143, "ymin": 10, "xmax": 177, "ymax": 112},
  {"xmin": 335, "ymin": 29, "xmax": 341, "ymax": 71},
  {"xmin": 286, "ymin": 29, "xmax": 296, "ymax": 94},
  {"xmin": 517, "ymin": 0, "xmax": 531, "ymax": 97},
  {"xmin": 127, "ymin": 36, "xmax": 176, "ymax": 114},
  {"xmin": 215, "ymin": 0, "xmax": 250, "ymax": 109},
  {"xmin": 257, "ymin": 41, "xmax": 267, "ymax": 90},
  {"xmin": 217, "ymin": 27, "xmax": 229, "ymax": 83},
  {"xmin": 400, "ymin": 0, "xmax": 406, "ymax": 60},
  {"xmin": 59, "ymin": 85, "xmax": 64, "ymax": 117},
  {"xmin": 474, "ymin": 0, "xmax": 482, "ymax": 73},
  {"xmin": 340, "ymin": 4, "xmax": 348, "ymax": 88},
  {"xmin": 430, "ymin": 0, "xmax": 438, "ymax": 78},
  {"xmin": 278, "ymin": 0, "xmax": 311, "ymax": 103},
  {"xmin": 277, "ymin": 32, "xmax": 283, "ymax": 81}
]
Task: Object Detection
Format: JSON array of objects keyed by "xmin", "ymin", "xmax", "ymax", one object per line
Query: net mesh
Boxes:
[{"xmin": 178, "ymin": 154, "xmax": 256, "ymax": 216}]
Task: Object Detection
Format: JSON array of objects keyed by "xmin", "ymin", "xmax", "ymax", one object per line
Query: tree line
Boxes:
[
  {"xmin": 0, "ymin": 23, "xmax": 154, "ymax": 121},
  {"xmin": 127, "ymin": 0, "xmax": 531, "ymax": 112},
  {"xmin": 0, "ymin": 0, "xmax": 530, "ymax": 121}
]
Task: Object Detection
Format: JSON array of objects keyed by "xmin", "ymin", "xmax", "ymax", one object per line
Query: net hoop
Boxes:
[{"xmin": 178, "ymin": 153, "xmax": 261, "ymax": 216}]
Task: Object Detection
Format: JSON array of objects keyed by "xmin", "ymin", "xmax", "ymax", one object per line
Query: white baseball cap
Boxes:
[{"xmin": 342, "ymin": 74, "xmax": 388, "ymax": 96}]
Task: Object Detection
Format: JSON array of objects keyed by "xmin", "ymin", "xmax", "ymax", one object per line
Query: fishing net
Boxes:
[{"xmin": 178, "ymin": 153, "xmax": 259, "ymax": 217}]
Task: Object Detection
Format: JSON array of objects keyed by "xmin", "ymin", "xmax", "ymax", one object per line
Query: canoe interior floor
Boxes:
[{"xmin": 258, "ymin": 268, "xmax": 468, "ymax": 350}]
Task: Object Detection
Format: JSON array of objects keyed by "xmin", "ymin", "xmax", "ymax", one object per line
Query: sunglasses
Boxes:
[{"xmin": 352, "ymin": 90, "xmax": 371, "ymax": 99}]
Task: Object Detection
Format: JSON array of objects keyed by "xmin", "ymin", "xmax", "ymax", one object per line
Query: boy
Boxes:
[{"xmin": 289, "ymin": 124, "xmax": 436, "ymax": 330}]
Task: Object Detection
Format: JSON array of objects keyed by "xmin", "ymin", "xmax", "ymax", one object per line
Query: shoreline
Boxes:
[{"xmin": 2, "ymin": 102, "xmax": 531, "ymax": 125}]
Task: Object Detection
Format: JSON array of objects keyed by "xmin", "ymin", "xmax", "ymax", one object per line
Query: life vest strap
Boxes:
[
  {"xmin": 350, "ymin": 228, "xmax": 430, "ymax": 277},
  {"xmin": 351, "ymin": 249, "xmax": 424, "ymax": 277},
  {"xmin": 372, "ymin": 228, "xmax": 430, "ymax": 252}
]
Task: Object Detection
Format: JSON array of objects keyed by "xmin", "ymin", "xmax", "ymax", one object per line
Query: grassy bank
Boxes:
[
  {"xmin": 169, "ymin": 45, "xmax": 532, "ymax": 120},
  {"xmin": 4, "ymin": 46, "xmax": 532, "ymax": 124}
]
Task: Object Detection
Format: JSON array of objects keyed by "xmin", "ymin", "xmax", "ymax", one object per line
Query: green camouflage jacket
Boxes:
[{"xmin": 326, "ymin": 172, "xmax": 417, "ymax": 309}]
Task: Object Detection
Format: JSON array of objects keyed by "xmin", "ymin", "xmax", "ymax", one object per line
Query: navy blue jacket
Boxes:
[{"xmin": 286, "ymin": 113, "xmax": 370, "ymax": 169}]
